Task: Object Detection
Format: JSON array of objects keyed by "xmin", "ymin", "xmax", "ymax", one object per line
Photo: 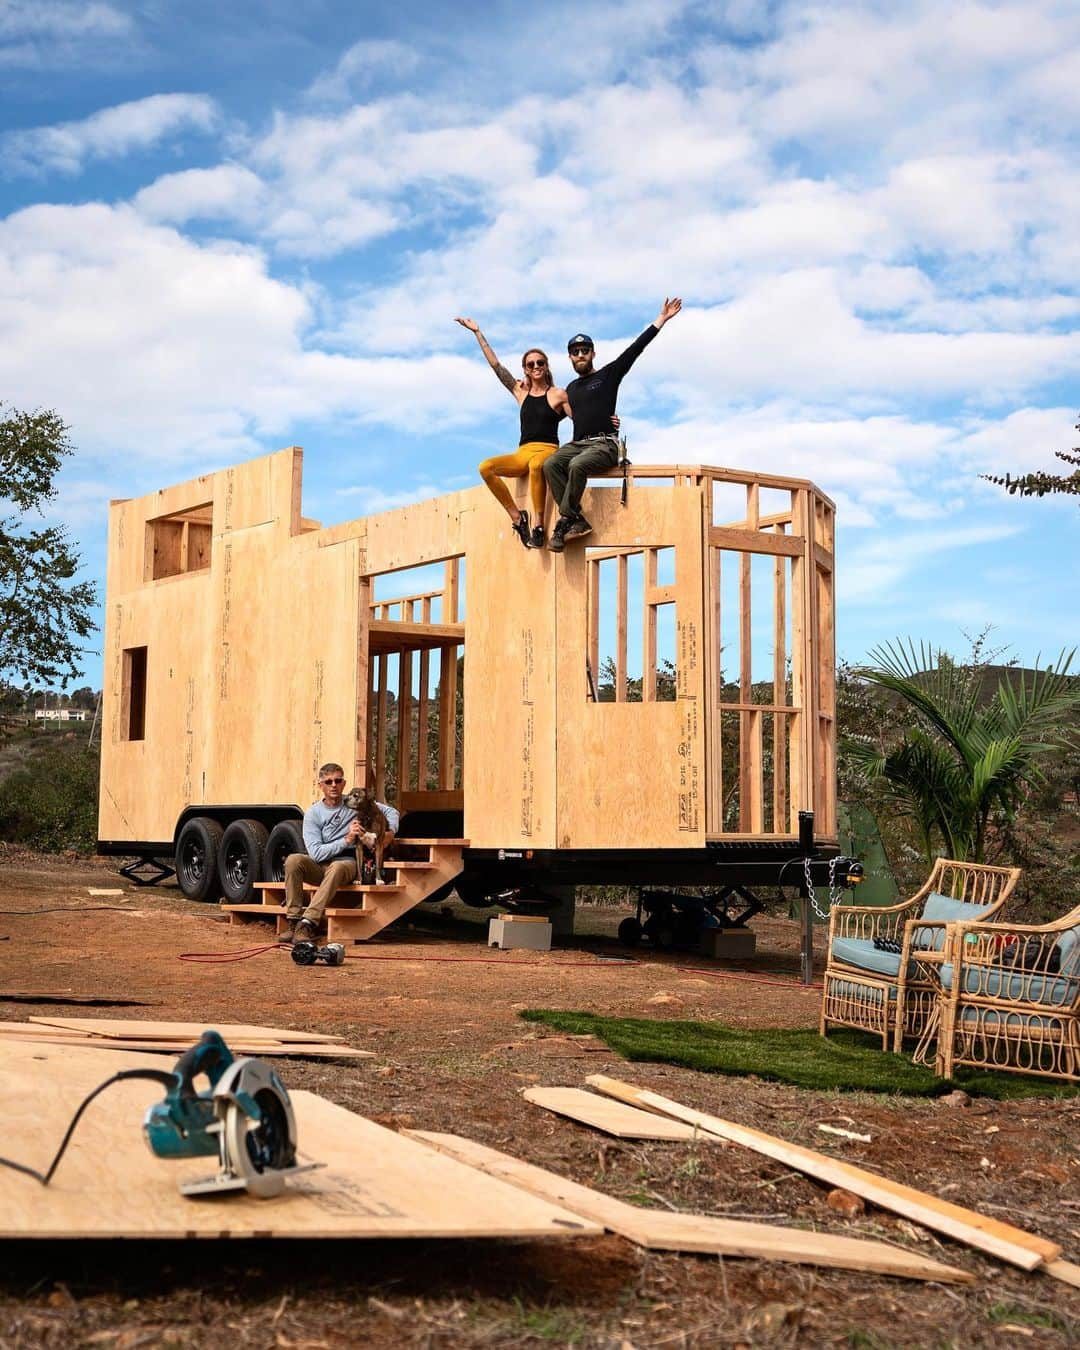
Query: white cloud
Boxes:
[
  {"xmin": 133, "ymin": 165, "xmax": 268, "ymax": 227},
  {"xmin": 0, "ymin": 1, "xmax": 132, "ymax": 68},
  {"xmin": 0, "ymin": 201, "xmax": 500, "ymax": 468},
  {"xmin": 3, "ymin": 94, "xmax": 219, "ymax": 176},
  {"xmin": 307, "ymin": 39, "xmax": 422, "ymax": 103}
]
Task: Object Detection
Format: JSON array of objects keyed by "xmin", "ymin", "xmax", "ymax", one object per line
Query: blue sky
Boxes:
[{"xmin": 1, "ymin": 0, "xmax": 1077, "ymax": 689}]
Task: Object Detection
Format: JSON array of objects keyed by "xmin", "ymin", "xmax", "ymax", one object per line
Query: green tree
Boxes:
[
  {"xmin": 982, "ymin": 417, "xmax": 1080, "ymax": 500},
  {"xmin": 0, "ymin": 404, "xmax": 97, "ymax": 689},
  {"xmin": 845, "ymin": 639, "xmax": 1080, "ymax": 863}
]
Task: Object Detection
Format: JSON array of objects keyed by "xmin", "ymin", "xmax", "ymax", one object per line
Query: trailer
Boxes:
[{"xmin": 98, "ymin": 445, "xmax": 849, "ymax": 953}]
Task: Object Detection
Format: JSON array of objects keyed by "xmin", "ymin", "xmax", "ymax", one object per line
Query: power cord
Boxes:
[{"xmin": 0, "ymin": 1068, "xmax": 174, "ymax": 1186}]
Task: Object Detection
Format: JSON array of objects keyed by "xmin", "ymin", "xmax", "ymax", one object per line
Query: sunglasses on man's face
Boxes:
[
  {"xmin": 322, "ymin": 777, "xmax": 345, "ymax": 785},
  {"xmin": 569, "ymin": 345, "xmax": 593, "ymax": 357},
  {"xmin": 524, "ymin": 359, "xmax": 547, "ymax": 369}
]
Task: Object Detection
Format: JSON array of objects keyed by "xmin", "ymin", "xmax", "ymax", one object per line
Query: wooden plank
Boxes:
[
  {"xmin": 368, "ymin": 620, "xmax": 465, "ymax": 654},
  {"xmin": 644, "ymin": 549, "xmax": 657, "ymax": 703},
  {"xmin": 28, "ymin": 1017, "xmax": 343, "ymax": 1045},
  {"xmin": 586, "ymin": 1077, "xmax": 1060, "ymax": 1270},
  {"xmin": 438, "ymin": 561, "xmax": 459, "ymax": 790},
  {"xmin": 410, "ymin": 1132, "xmax": 972, "ymax": 1283},
  {"xmin": 0, "ymin": 1043, "xmax": 597, "ymax": 1240},
  {"xmin": 616, "ymin": 552, "xmax": 627, "ymax": 703},
  {"xmin": 523, "ymin": 1087, "xmax": 705, "ymax": 1140},
  {"xmin": 374, "ymin": 651, "xmax": 388, "ymax": 800},
  {"xmin": 6, "ymin": 1036, "xmax": 374, "ymax": 1059},
  {"xmin": 397, "ymin": 644, "xmax": 413, "ymax": 795},
  {"xmin": 417, "ymin": 599, "xmax": 431, "ymax": 788},
  {"xmin": 709, "ymin": 527, "xmax": 803, "ymax": 557}
]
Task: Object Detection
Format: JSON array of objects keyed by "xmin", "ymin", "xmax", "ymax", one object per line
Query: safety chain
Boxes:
[{"xmin": 805, "ymin": 855, "xmax": 845, "ymax": 921}]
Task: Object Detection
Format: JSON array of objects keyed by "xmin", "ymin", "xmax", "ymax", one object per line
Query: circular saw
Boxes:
[{"xmin": 143, "ymin": 1030, "xmax": 321, "ymax": 1198}]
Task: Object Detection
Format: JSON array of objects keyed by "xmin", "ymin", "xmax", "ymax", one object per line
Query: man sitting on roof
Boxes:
[
  {"xmin": 281, "ymin": 762, "xmax": 399, "ymax": 945},
  {"xmin": 544, "ymin": 297, "xmax": 682, "ymax": 552}
]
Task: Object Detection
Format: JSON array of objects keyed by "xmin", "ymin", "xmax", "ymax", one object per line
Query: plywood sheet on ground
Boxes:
[
  {"xmin": 410, "ymin": 1132, "xmax": 971, "ymax": 1283},
  {"xmin": 0, "ymin": 1042, "xmax": 600, "ymax": 1241},
  {"xmin": 4, "ymin": 1035, "xmax": 372, "ymax": 1059},
  {"xmin": 523, "ymin": 1087, "xmax": 705, "ymax": 1140},
  {"xmin": 27, "ymin": 1017, "xmax": 341, "ymax": 1044}
]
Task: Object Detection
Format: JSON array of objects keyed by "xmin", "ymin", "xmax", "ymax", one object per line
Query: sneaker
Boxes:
[
  {"xmin": 564, "ymin": 515, "xmax": 592, "ymax": 541},
  {"xmin": 529, "ymin": 525, "xmax": 545, "ymax": 550},
  {"xmin": 547, "ymin": 516, "xmax": 573, "ymax": 552},
  {"xmin": 510, "ymin": 511, "xmax": 530, "ymax": 549},
  {"xmin": 294, "ymin": 918, "xmax": 319, "ymax": 944},
  {"xmin": 279, "ymin": 917, "xmax": 301, "ymax": 944}
]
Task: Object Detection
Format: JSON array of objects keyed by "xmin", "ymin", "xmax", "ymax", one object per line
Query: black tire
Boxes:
[
  {"xmin": 617, "ymin": 916, "xmax": 643, "ymax": 947},
  {"xmin": 219, "ymin": 819, "xmax": 270, "ymax": 904},
  {"xmin": 454, "ymin": 876, "xmax": 498, "ymax": 909},
  {"xmin": 265, "ymin": 820, "xmax": 305, "ymax": 882},
  {"xmin": 175, "ymin": 817, "xmax": 224, "ymax": 903}
]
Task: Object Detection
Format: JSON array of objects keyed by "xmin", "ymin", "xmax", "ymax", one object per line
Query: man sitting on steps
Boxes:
[
  {"xmin": 282, "ymin": 763, "xmax": 399, "ymax": 944},
  {"xmin": 544, "ymin": 297, "xmax": 682, "ymax": 552}
]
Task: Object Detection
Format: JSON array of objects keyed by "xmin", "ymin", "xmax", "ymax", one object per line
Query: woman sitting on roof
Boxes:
[{"xmin": 455, "ymin": 316, "xmax": 571, "ymax": 550}]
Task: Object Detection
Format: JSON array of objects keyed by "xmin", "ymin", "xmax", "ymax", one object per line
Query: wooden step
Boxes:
[
  {"xmin": 253, "ymin": 881, "xmax": 401, "ymax": 895},
  {"xmin": 396, "ymin": 838, "xmax": 469, "ymax": 846},
  {"xmin": 221, "ymin": 902, "xmax": 375, "ymax": 918}
]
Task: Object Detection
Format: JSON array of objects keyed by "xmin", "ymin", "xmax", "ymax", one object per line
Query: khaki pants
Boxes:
[{"xmin": 284, "ymin": 853, "xmax": 358, "ymax": 924}]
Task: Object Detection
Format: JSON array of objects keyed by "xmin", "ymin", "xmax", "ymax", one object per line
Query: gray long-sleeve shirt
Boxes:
[{"xmin": 302, "ymin": 798, "xmax": 400, "ymax": 864}]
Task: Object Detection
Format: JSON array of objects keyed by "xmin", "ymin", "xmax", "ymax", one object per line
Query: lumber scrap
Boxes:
[
  {"xmin": 409, "ymin": 1131, "xmax": 972, "ymax": 1283},
  {"xmin": 0, "ymin": 1042, "xmax": 599, "ymax": 1241},
  {"xmin": 2, "ymin": 1034, "xmax": 372, "ymax": 1059},
  {"xmin": 27, "ymin": 1017, "xmax": 341, "ymax": 1044},
  {"xmin": 587, "ymin": 1076, "xmax": 1060, "ymax": 1272},
  {"xmin": 523, "ymin": 1087, "xmax": 706, "ymax": 1140}
]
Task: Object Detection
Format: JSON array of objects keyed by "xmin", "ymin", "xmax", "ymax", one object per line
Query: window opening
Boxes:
[{"xmin": 121, "ymin": 646, "xmax": 147, "ymax": 741}]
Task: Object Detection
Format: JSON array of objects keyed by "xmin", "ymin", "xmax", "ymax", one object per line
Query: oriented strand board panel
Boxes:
[
  {"xmin": 411, "ymin": 1133, "xmax": 971, "ymax": 1283},
  {"xmin": 27, "ymin": 1018, "xmax": 342, "ymax": 1043},
  {"xmin": 463, "ymin": 492, "xmax": 558, "ymax": 850},
  {"xmin": 555, "ymin": 488, "xmax": 706, "ymax": 848},
  {"xmin": 0, "ymin": 1043, "xmax": 600, "ymax": 1241},
  {"xmin": 523, "ymin": 1088, "xmax": 706, "ymax": 1140}
]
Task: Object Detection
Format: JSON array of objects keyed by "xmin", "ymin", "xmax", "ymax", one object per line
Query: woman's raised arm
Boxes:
[{"xmin": 454, "ymin": 317, "xmax": 519, "ymax": 394}]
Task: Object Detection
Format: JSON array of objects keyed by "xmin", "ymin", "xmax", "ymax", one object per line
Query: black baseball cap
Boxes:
[{"xmin": 567, "ymin": 333, "xmax": 594, "ymax": 350}]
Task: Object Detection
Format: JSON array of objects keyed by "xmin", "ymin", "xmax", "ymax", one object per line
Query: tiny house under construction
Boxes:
[{"xmin": 99, "ymin": 446, "xmax": 840, "ymax": 940}]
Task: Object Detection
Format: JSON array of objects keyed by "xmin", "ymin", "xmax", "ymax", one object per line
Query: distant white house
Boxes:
[{"xmin": 34, "ymin": 708, "xmax": 89, "ymax": 722}]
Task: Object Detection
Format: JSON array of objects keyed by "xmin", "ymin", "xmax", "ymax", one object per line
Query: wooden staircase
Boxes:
[{"xmin": 220, "ymin": 838, "xmax": 468, "ymax": 942}]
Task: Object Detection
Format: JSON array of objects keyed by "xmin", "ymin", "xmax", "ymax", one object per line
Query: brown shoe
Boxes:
[
  {"xmin": 294, "ymin": 919, "xmax": 319, "ymax": 945},
  {"xmin": 279, "ymin": 917, "xmax": 301, "ymax": 944}
]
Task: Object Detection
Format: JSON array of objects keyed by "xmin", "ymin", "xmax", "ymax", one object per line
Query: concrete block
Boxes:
[
  {"xmin": 489, "ymin": 917, "xmax": 553, "ymax": 951},
  {"xmin": 701, "ymin": 927, "xmax": 756, "ymax": 960}
]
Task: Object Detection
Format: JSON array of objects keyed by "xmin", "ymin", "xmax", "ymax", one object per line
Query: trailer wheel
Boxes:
[
  {"xmin": 219, "ymin": 819, "xmax": 270, "ymax": 904},
  {"xmin": 265, "ymin": 821, "xmax": 305, "ymax": 882},
  {"xmin": 175, "ymin": 817, "xmax": 224, "ymax": 903},
  {"xmin": 617, "ymin": 916, "xmax": 643, "ymax": 947},
  {"xmin": 454, "ymin": 876, "xmax": 498, "ymax": 909}
]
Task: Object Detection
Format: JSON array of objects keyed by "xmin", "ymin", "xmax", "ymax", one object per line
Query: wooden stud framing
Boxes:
[{"xmin": 99, "ymin": 445, "xmax": 837, "ymax": 855}]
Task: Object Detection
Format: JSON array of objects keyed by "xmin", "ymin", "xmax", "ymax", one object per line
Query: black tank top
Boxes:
[{"xmin": 518, "ymin": 392, "xmax": 562, "ymax": 446}]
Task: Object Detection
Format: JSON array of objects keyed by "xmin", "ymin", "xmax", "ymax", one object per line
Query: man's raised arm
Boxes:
[{"xmin": 607, "ymin": 297, "xmax": 683, "ymax": 379}]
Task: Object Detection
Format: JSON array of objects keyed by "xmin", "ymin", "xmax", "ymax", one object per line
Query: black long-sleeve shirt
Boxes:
[{"xmin": 566, "ymin": 325, "xmax": 658, "ymax": 440}]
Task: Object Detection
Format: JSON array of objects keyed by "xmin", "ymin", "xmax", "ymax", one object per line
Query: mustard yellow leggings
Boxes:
[{"xmin": 478, "ymin": 441, "xmax": 558, "ymax": 519}]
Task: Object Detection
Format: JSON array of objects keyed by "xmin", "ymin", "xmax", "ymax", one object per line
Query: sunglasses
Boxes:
[
  {"xmin": 568, "ymin": 345, "xmax": 593, "ymax": 356},
  {"xmin": 321, "ymin": 777, "xmax": 345, "ymax": 785},
  {"xmin": 524, "ymin": 359, "xmax": 547, "ymax": 369}
]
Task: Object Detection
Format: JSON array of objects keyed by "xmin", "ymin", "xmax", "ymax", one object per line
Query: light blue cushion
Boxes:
[
  {"xmin": 940, "ymin": 963, "xmax": 1080, "ymax": 1008},
  {"xmin": 1056, "ymin": 925, "xmax": 1080, "ymax": 976},
  {"xmin": 913, "ymin": 893, "xmax": 995, "ymax": 951},
  {"xmin": 831, "ymin": 937, "xmax": 905, "ymax": 978},
  {"xmin": 958, "ymin": 1006, "xmax": 1066, "ymax": 1034},
  {"xmin": 829, "ymin": 978, "xmax": 894, "ymax": 1006}
]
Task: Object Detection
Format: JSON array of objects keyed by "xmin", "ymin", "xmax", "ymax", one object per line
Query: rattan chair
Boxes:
[
  {"xmin": 934, "ymin": 904, "xmax": 1080, "ymax": 1083},
  {"xmin": 820, "ymin": 858, "xmax": 1021, "ymax": 1052}
]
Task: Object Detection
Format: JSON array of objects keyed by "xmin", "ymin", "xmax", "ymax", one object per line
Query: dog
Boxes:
[{"xmin": 342, "ymin": 787, "xmax": 389, "ymax": 885}]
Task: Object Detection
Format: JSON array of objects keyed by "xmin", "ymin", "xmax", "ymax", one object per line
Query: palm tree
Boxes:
[{"xmin": 845, "ymin": 640, "xmax": 1079, "ymax": 863}]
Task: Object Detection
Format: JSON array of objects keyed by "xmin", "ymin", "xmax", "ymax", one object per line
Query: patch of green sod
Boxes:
[{"xmin": 520, "ymin": 1010, "xmax": 1079, "ymax": 1100}]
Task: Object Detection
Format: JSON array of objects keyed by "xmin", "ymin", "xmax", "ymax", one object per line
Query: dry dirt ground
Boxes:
[{"xmin": 0, "ymin": 852, "xmax": 1077, "ymax": 1349}]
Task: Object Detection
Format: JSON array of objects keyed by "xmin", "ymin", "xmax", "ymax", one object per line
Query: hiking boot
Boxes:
[
  {"xmin": 529, "ymin": 525, "xmax": 545, "ymax": 550},
  {"xmin": 294, "ymin": 918, "xmax": 319, "ymax": 945},
  {"xmin": 564, "ymin": 515, "xmax": 592, "ymax": 541},
  {"xmin": 510, "ymin": 511, "xmax": 530, "ymax": 549},
  {"xmin": 279, "ymin": 916, "xmax": 301, "ymax": 944},
  {"xmin": 547, "ymin": 516, "xmax": 573, "ymax": 552}
]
